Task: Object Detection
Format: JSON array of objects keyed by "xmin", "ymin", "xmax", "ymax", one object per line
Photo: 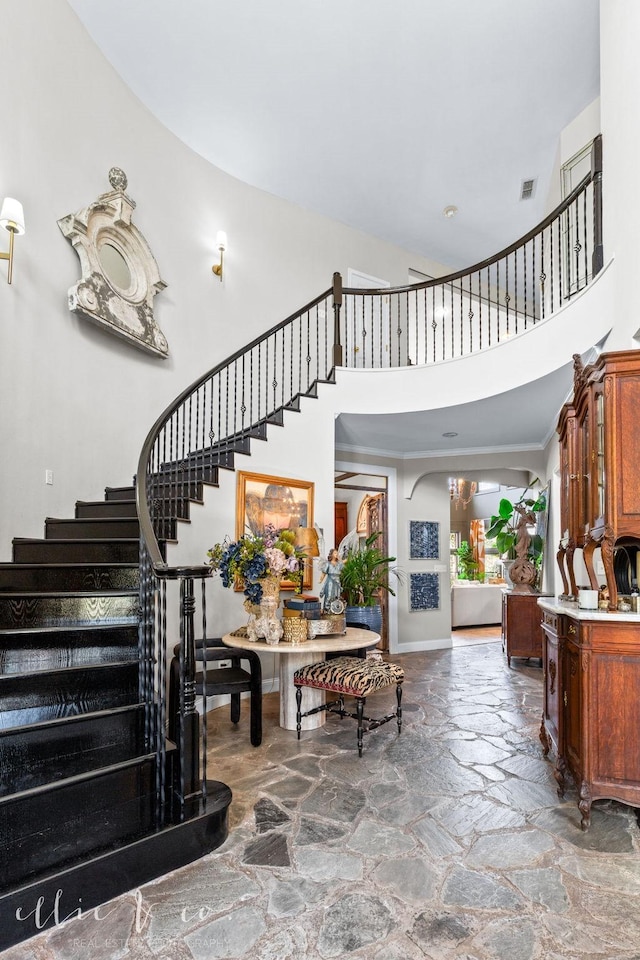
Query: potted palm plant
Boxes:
[{"xmin": 339, "ymin": 532, "xmax": 400, "ymax": 634}]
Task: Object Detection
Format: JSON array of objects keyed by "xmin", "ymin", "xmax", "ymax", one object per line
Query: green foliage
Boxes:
[
  {"xmin": 207, "ymin": 524, "xmax": 305, "ymax": 603},
  {"xmin": 339, "ymin": 532, "xmax": 400, "ymax": 607},
  {"xmin": 456, "ymin": 540, "xmax": 478, "ymax": 580},
  {"xmin": 486, "ymin": 488, "xmax": 547, "ymax": 562}
]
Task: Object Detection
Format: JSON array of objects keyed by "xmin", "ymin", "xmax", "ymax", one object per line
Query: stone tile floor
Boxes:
[{"xmin": 4, "ymin": 642, "xmax": 640, "ymax": 960}]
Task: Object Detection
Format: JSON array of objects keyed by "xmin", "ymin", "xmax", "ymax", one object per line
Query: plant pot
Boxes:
[
  {"xmin": 345, "ymin": 604, "xmax": 382, "ymax": 635},
  {"xmin": 501, "ymin": 560, "xmax": 516, "ymax": 587}
]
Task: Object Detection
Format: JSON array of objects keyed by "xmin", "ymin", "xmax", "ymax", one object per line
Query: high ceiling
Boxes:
[
  {"xmin": 66, "ymin": 0, "xmax": 600, "ymax": 269},
  {"xmin": 66, "ymin": 0, "xmax": 601, "ymax": 457}
]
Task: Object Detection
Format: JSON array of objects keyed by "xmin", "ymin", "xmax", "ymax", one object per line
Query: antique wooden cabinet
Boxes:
[
  {"xmin": 539, "ymin": 599, "xmax": 640, "ymax": 830},
  {"xmin": 539, "ymin": 606, "xmax": 564, "ymax": 777},
  {"xmin": 556, "ymin": 399, "xmax": 579, "ymax": 598},
  {"xmin": 502, "ymin": 591, "xmax": 547, "ymax": 666},
  {"xmin": 557, "ymin": 350, "xmax": 640, "ymax": 609}
]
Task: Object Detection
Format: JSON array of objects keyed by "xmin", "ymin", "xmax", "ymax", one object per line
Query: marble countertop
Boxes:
[{"xmin": 537, "ymin": 596, "xmax": 640, "ymax": 623}]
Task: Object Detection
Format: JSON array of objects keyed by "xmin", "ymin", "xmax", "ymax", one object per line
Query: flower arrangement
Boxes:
[{"xmin": 207, "ymin": 524, "xmax": 304, "ymax": 603}]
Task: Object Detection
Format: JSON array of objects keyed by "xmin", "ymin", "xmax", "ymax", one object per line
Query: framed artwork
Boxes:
[
  {"xmin": 236, "ymin": 471, "xmax": 314, "ymax": 590},
  {"xmin": 409, "ymin": 573, "xmax": 440, "ymax": 611},
  {"xmin": 409, "ymin": 520, "xmax": 439, "ymax": 560}
]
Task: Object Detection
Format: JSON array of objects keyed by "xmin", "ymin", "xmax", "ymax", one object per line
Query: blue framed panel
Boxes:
[
  {"xmin": 409, "ymin": 520, "xmax": 439, "ymax": 559},
  {"xmin": 409, "ymin": 572, "xmax": 440, "ymax": 611}
]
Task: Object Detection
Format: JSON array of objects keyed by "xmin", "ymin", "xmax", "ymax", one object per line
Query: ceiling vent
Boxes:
[{"xmin": 520, "ymin": 177, "xmax": 537, "ymax": 201}]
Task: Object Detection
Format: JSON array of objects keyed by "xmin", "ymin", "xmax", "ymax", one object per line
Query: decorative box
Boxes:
[{"xmin": 307, "ymin": 615, "xmax": 346, "ymax": 637}]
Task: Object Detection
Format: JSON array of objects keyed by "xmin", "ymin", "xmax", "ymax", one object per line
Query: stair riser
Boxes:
[
  {"xmin": 13, "ymin": 541, "xmax": 140, "ymax": 563},
  {"xmin": 0, "ymin": 595, "xmax": 138, "ymax": 629},
  {"xmin": 0, "ymin": 564, "xmax": 138, "ymax": 592},
  {"xmin": 0, "ymin": 663, "xmax": 140, "ymax": 729},
  {"xmin": 0, "ymin": 706, "xmax": 146, "ymax": 796},
  {"xmin": 0, "ymin": 623, "xmax": 136, "ymax": 649},
  {"xmin": 0, "ymin": 638, "xmax": 138, "ymax": 674},
  {"xmin": 0, "ymin": 759, "xmax": 155, "ymax": 889},
  {"xmin": 156, "ymin": 452, "xmax": 235, "ymax": 483},
  {"xmin": 75, "ymin": 501, "xmax": 137, "ymax": 519},
  {"xmin": 144, "ymin": 480, "xmax": 204, "ymax": 501},
  {"xmin": 104, "ymin": 486, "xmax": 135, "ymax": 501},
  {"xmin": 45, "ymin": 519, "xmax": 140, "ymax": 540}
]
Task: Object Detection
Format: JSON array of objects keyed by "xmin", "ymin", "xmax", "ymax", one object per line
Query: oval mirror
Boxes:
[{"xmin": 99, "ymin": 242, "xmax": 132, "ymax": 291}]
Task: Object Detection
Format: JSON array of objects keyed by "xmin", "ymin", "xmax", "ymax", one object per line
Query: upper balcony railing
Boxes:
[
  {"xmin": 135, "ymin": 135, "xmax": 602, "ymax": 828},
  {"xmin": 341, "ymin": 135, "xmax": 602, "ymax": 368}
]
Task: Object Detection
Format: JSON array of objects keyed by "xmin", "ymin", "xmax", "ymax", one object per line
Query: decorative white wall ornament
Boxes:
[{"xmin": 58, "ymin": 168, "xmax": 169, "ymax": 358}]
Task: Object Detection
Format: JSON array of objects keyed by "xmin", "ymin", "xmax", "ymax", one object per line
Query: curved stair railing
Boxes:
[{"xmin": 136, "ymin": 135, "xmax": 603, "ymax": 826}]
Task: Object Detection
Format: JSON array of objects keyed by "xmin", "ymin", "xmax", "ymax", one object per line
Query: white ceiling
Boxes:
[
  {"xmin": 66, "ymin": 0, "xmax": 600, "ymax": 457},
  {"xmin": 335, "ymin": 362, "xmax": 574, "ymax": 458}
]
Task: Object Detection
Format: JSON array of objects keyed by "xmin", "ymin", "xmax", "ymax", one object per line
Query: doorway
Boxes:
[{"xmin": 334, "ymin": 471, "xmax": 390, "ymax": 650}]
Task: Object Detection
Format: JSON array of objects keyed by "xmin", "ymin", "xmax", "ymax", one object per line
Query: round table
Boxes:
[{"xmin": 221, "ymin": 626, "xmax": 381, "ymax": 731}]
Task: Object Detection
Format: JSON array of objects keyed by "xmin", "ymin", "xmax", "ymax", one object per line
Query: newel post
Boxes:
[
  {"xmin": 591, "ymin": 134, "xmax": 603, "ymax": 276},
  {"xmin": 177, "ymin": 576, "xmax": 201, "ymax": 818},
  {"xmin": 332, "ymin": 271, "xmax": 343, "ymax": 368}
]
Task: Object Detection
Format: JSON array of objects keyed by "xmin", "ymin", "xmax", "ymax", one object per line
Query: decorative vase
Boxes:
[
  {"xmin": 246, "ymin": 574, "xmax": 283, "ymax": 643},
  {"xmin": 260, "ymin": 574, "xmax": 281, "ymax": 606}
]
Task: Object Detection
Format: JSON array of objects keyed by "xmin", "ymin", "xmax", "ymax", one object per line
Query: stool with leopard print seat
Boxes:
[{"xmin": 293, "ymin": 655, "xmax": 404, "ymax": 756}]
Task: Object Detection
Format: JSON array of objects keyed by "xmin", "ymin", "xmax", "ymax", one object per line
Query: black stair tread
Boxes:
[
  {"xmin": 0, "ymin": 589, "xmax": 138, "ymax": 599},
  {"xmin": 0, "ymin": 563, "xmax": 139, "ymax": 591},
  {"xmin": 0, "ymin": 702, "xmax": 145, "ymax": 739},
  {"xmin": 0, "ymin": 562, "xmax": 137, "ymax": 569},
  {"xmin": 45, "ymin": 516, "xmax": 138, "ymax": 523},
  {"xmin": 0, "ymin": 622, "xmax": 138, "ymax": 638},
  {"xmin": 13, "ymin": 537, "xmax": 141, "ymax": 545},
  {"xmin": 76, "ymin": 499, "xmax": 136, "ymax": 507},
  {"xmin": 0, "ymin": 659, "xmax": 143, "ymax": 684},
  {"xmin": 44, "ymin": 517, "xmax": 139, "ymax": 529},
  {"xmin": 0, "ymin": 751, "xmax": 157, "ymax": 807}
]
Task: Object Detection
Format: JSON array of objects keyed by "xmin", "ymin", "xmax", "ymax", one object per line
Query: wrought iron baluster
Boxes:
[
  {"xmin": 592, "ymin": 135, "xmax": 603, "ymax": 275},
  {"xmin": 431, "ymin": 285, "xmax": 437, "ymax": 361},
  {"xmin": 583, "ymin": 187, "xmax": 588, "ymax": 289},
  {"xmin": 440, "ymin": 283, "xmax": 445, "ymax": 361},
  {"xmin": 200, "ymin": 579, "xmax": 208, "ymax": 807},
  {"xmin": 540, "ymin": 229, "xmax": 545, "ymax": 320},
  {"xmin": 574, "ymin": 195, "xmax": 580, "ymax": 295}
]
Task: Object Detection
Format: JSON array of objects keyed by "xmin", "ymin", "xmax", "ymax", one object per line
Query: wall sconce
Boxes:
[
  {"xmin": 0, "ymin": 197, "xmax": 25, "ymax": 284},
  {"xmin": 212, "ymin": 230, "xmax": 227, "ymax": 282}
]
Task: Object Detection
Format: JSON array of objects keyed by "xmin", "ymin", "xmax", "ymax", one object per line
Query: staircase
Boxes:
[{"xmin": 0, "ymin": 485, "xmax": 231, "ymax": 952}]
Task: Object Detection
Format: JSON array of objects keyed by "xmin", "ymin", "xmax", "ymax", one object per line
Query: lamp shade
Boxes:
[
  {"xmin": 216, "ymin": 230, "xmax": 227, "ymax": 251},
  {"xmin": 0, "ymin": 198, "xmax": 25, "ymax": 235},
  {"xmin": 294, "ymin": 527, "xmax": 320, "ymax": 557}
]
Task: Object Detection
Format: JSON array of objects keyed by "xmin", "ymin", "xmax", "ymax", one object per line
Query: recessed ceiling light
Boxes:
[
  {"xmin": 443, "ymin": 205, "xmax": 458, "ymax": 219},
  {"xmin": 442, "ymin": 431, "xmax": 458, "ymax": 437}
]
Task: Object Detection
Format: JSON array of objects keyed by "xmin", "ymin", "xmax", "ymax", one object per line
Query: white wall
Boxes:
[
  {"xmin": 600, "ymin": 0, "xmax": 640, "ymax": 347},
  {"xmin": 0, "ymin": 0, "xmax": 447, "ymax": 562},
  {"xmin": 396, "ymin": 473, "xmax": 452, "ymax": 652}
]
